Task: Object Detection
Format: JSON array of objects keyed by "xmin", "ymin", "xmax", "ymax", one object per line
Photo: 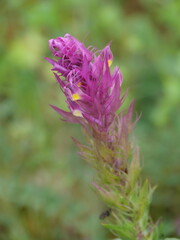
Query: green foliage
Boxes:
[
  {"xmin": 0, "ymin": 0, "xmax": 179, "ymax": 239},
  {"xmin": 164, "ymin": 239, "xmax": 180, "ymax": 240}
]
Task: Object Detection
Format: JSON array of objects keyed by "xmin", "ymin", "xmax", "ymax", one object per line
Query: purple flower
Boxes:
[
  {"xmin": 45, "ymin": 34, "xmax": 92, "ymax": 77},
  {"xmin": 46, "ymin": 34, "xmax": 123, "ymax": 132}
]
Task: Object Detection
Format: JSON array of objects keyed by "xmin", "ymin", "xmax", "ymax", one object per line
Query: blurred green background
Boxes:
[{"xmin": 0, "ymin": 0, "xmax": 180, "ymax": 239}]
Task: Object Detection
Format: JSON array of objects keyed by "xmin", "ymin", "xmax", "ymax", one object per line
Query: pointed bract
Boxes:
[{"xmin": 46, "ymin": 34, "xmax": 123, "ymax": 132}]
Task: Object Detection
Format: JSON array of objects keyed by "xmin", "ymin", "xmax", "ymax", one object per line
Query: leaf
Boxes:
[
  {"xmin": 102, "ymin": 223, "xmax": 135, "ymax": 240},
  {"xmin": 164, "ymin": 238, "xmax": 180, "ymax": 240}
]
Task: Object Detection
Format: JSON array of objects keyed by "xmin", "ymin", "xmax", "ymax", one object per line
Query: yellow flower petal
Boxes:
[
  {"xmin": 72, "ymin": 93, "xmax": 81, "ymax": 101},
  {"xmin": 73, "ymin": 110, "xmax": 83, "ymax": 117},
  {"xmin": 108, "ymin": 59, "xmax": 112, "ymax": 67}
]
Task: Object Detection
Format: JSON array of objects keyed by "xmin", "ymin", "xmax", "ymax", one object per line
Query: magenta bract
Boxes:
[{"xmin": 46, "ymin": 34, "xmax": 123, "ymax": 131}]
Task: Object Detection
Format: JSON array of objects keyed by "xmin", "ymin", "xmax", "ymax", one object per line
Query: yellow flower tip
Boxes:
[
  {"xmin": 73, "ymin": 110, "xmax": 83, "ymax": 117},
  {"xmin": 71, "ymin": 93, "xmax": 81, "ymax": 101},
  {"xmin": 108, "ymin": 59, "xmax": 112, "ymax": 67},
  {"xmin": 77, "ymin": 82, "xmax": 82, "ymax": 87}
]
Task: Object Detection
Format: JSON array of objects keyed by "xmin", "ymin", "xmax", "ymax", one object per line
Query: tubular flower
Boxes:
[{"xmin": 45, "ymin": 34, "xmax": 123, "ymax": 132}]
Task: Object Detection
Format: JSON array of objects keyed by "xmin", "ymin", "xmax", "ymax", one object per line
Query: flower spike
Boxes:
[{"xmin": 47, "ymin": 34, "xmax": 160, "ymax": 240}]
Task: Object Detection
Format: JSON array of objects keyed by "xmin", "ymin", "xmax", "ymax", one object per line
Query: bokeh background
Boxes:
[{"xmin": 0, "ymin": 0, "xmax": 180, "ymax": 239}]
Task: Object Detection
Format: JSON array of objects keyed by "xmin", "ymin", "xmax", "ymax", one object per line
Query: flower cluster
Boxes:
[
  {"xmin": 45, "ymin": 34, "xmax": 123, "ymax": 132},
  {"xmin": 46, "ymin": 34, "xmax": 159, "ymax": 240}
]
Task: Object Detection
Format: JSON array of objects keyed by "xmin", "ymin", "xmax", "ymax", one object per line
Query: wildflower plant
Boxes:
[{"xmin": 46, "ymin": 34, "xmax": 178, "ymax": 240}]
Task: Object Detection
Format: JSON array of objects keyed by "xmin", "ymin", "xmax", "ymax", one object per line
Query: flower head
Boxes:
[{"xmin": 46, "ymin": 34, "xmax": 123, "ymax": 132}]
